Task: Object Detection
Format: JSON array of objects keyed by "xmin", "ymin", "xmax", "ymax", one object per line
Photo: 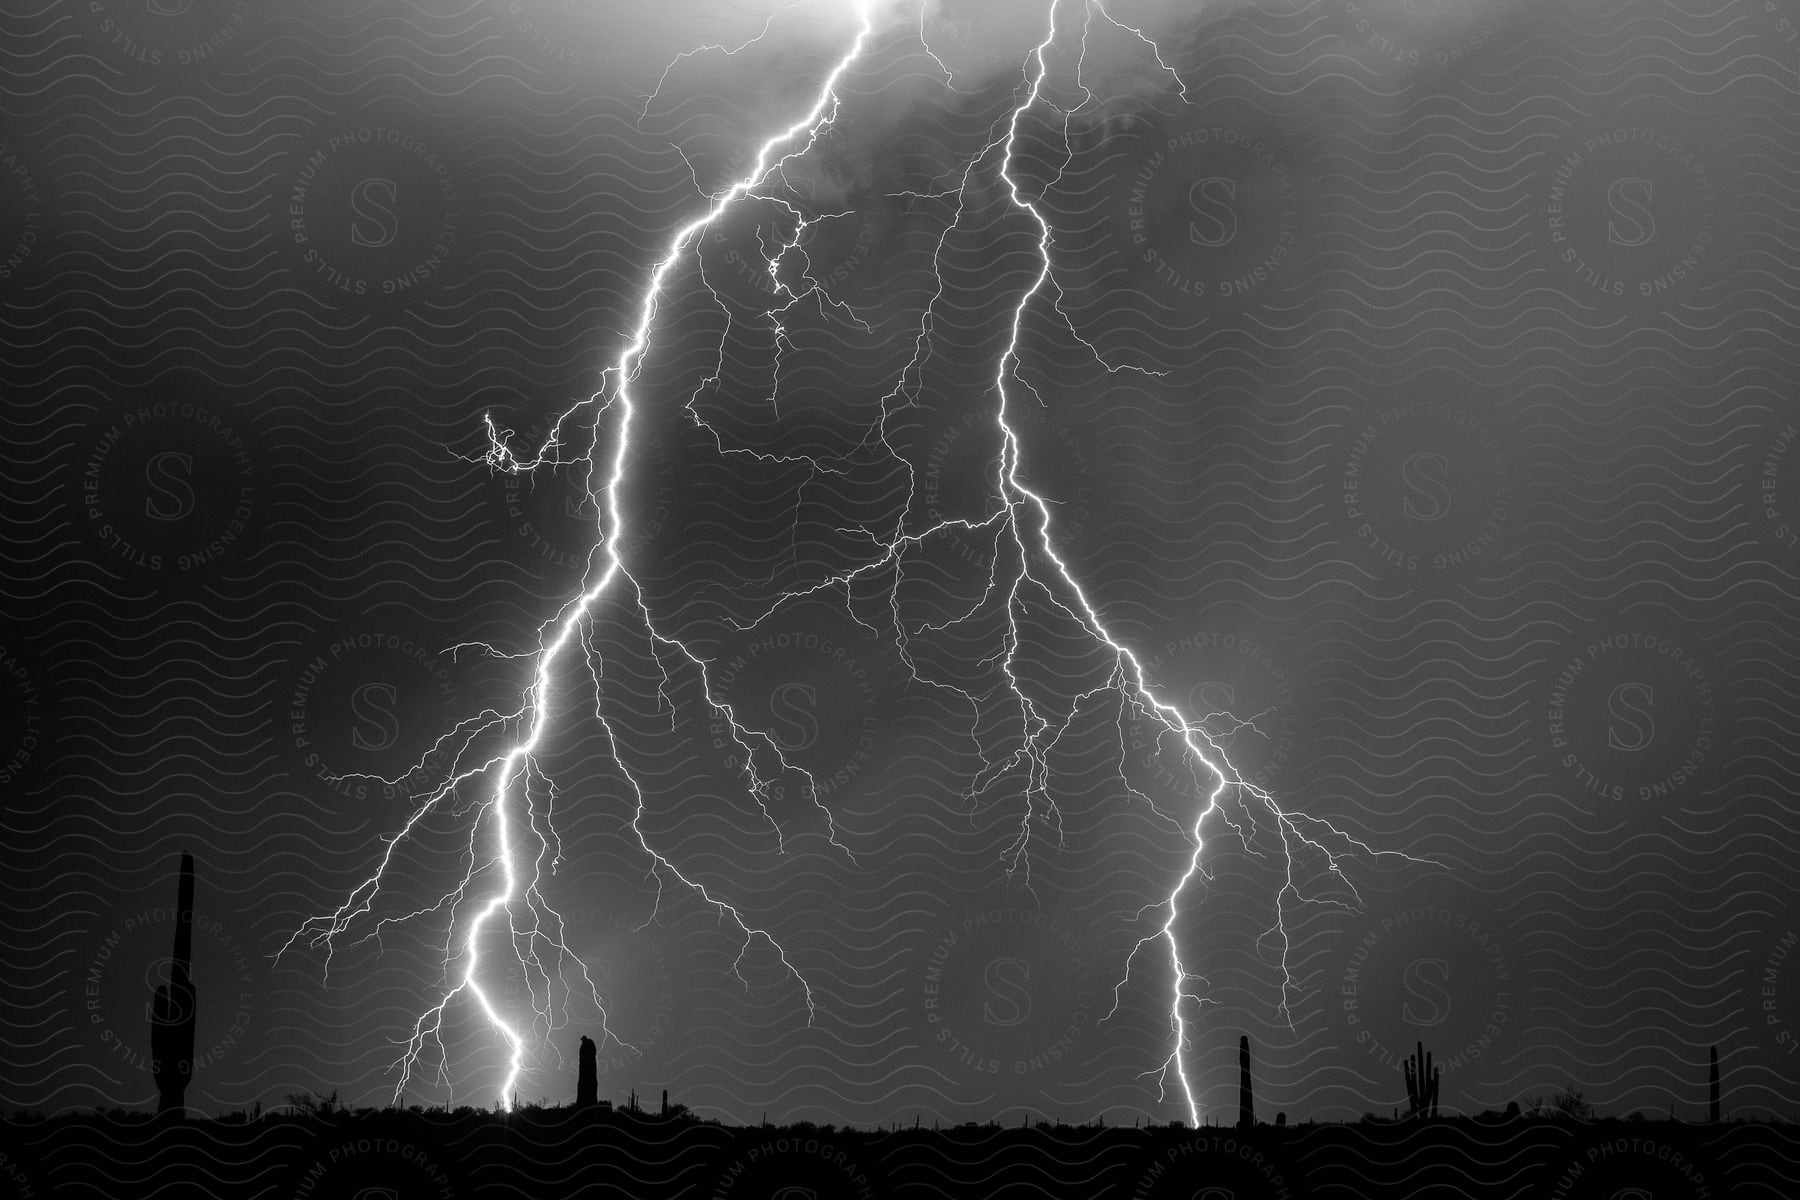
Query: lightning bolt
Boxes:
[
  {"xmin": 280, "ymin": 0, "xmax": 1424, "ymax": 1123},
  {"xmin": 278, "ymin": 9, "xmax": 880, "ymax": 1111},
  {"xmin": 778, "ymin": 0, "xmax": 1426, "ymax": 1122}
]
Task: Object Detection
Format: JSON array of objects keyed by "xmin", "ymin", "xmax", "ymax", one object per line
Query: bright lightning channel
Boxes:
[
  {"xmin": 281, "ymin": 0, "xmax": 1421, "ymax": 1124},
  {"xmin": 279, "ymin": 8, "xmax": 880, "ymax": 1112},
  {"xmin": 739, "ymin": 0, "xmax": 1425, "ymax": 1122}
]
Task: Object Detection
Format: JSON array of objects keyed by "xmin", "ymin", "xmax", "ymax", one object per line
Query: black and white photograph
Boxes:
[{"xmin": 3, "ymin": 0, "xmax": 1798, "ymax": 1194}]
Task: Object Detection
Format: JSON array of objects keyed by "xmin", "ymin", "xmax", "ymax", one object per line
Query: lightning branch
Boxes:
[{"xmin": 281, "ymin": 0, "xmax": 1422, "ymax": 1123}]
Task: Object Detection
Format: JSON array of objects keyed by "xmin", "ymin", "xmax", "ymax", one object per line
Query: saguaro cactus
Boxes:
[
  {"xmin": 577, "ymin": 1036, "xmax": 598, "ymax": 1107},
  {"xmin": 1403, "ymin": 1041, "xmax": 1439, "ymax": 1119},
  {"xmin": 1238, "ymin": 1035, "xmax": 1254, "ymax": 1129},
  {"xmin": 151, "ymin": 852, "xmax": 197, "ymax": 1114},
  {"xmin": 1709, "ymin": 1046, "xmax": 1720, "ymax": 1122}
]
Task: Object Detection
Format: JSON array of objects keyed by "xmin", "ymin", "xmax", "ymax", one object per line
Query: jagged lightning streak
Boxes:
[
  {"xmin": 728, "ymin": 0, "xmax": 1428, "ymax": 1123},
  {"xmin": 281, "ymin": 0, "xmax": 1421, "ymax": 1121},
  {"xmin": 279, "ymin": 9, "xmax": 881, "ymax": 1111}
]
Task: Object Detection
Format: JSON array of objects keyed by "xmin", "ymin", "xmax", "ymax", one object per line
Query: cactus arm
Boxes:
[{"xmin": 1403, "ymin": 1041, "xmax": 1439, "ymax": 1118}]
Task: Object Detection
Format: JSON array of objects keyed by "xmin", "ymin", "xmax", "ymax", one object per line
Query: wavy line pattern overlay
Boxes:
[{"xmin": 2, "ymin": 0, "xmax": 1798, "ymax": 1194}]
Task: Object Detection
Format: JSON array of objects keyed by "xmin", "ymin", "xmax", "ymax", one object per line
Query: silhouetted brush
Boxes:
[
  {"xmin": 150, "ymin": 852, "xmax": 197, "ymax": 1115},
  {"xmin": 1403, "ymin": 1041, "xmax": 1439, "ymax": 1119}
]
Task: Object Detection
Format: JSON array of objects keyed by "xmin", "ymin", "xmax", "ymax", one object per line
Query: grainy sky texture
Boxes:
[{"xmin": 3, "ymin": 0, "xmax": 1798, "ymax": 1128}]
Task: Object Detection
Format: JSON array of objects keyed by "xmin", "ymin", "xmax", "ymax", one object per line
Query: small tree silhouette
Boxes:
[
  {"xmin": 1550, "ymin": 1085, "xmax": 1592, "ymax": 1121},
  {"xmin": 284, "ymin": 1089, "xmax": 340, "ymax": 1117}
]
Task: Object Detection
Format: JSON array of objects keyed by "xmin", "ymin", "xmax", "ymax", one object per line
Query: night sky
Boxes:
[{"xmin": 4, "ymin": 0, "xmax": 1799, "ymax": 1129}]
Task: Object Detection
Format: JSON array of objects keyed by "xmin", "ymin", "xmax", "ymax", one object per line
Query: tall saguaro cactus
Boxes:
[
  {"xmin": 577, "ymin": 1035, "xmax": 598, "ymax": 1107},
  {"xmin": 1709, "ymin": 1046, "xmax": 1720, "ymax": 1122},
  {"xmin": 1403, "ymin": 1041, "xmax": 1439, "ymax": 1119},
  {"xmin": 1238, "ymin": 1035, "xmax": 1254, "ymax": 1129},
  {"xmin": 150, "ymin": 852, "xmax": 197, "ymax": 1115}
]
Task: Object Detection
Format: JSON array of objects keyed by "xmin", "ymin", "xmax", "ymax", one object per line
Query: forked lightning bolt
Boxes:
[
  {"xmin": 281, "ymin": 0, "xmax": 1419, "ymax": 1122},
  {"xmin": 777, "ymin": 0, "xmax": 1417, "ymax": 1123},
  {"xmin": 278, "ymin": 11, "xmax": 879, "ymax": 1110}
]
